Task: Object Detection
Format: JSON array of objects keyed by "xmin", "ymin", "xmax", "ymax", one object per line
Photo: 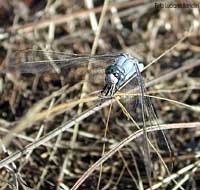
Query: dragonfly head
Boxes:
[
  {"xmin": 105, "ymin": 73, "xmax": 118, "ymax": 84},
  {"xmin": 101, "ymin": 65, "xmax": 125, "ymax": 96},
  {"xmin": 105, "ymin": 65, "xmax": 124, "ymax": 85}
]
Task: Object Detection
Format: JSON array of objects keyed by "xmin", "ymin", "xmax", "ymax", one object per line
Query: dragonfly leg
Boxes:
[{"xmin": 102, "ymin": 84, "xmax": 112, "ymax": 96}]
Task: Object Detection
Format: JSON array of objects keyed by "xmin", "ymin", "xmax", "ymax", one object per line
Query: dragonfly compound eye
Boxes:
[{"xmin": 105, "ymin": 65, "xmax": 116, "ymax": 74}]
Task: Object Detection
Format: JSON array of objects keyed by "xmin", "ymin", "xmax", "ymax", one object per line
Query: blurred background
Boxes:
[{"xmin": 0, "ymin": 0, "xmax": 200, "ymax": 189}]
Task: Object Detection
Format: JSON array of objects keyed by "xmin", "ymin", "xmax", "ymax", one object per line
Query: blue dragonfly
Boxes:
[{"xmin": 1, "ymin": 49, "xmax": 171, "ymax": 182}]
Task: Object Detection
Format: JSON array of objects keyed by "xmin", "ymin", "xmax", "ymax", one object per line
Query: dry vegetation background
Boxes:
[{"xmin": 0, "ymin": 0, "xmax": 200, "ymax": 190}]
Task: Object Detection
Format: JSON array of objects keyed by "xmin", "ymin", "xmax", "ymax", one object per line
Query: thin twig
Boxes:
[
  {"xmin": 1, "ymin": 41, "xmax": 199, "ymax": 167},
  {"xmin": 5, "ymin": 0, "xmax": 147, "ymax": 34},
  {"xmin": 70, "ymin": 122, "xmax": 200, "ymax": 190}
]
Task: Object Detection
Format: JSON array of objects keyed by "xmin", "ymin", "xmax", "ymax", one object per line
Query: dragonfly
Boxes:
[{"xmin": 0, "ymin": 49, "xmax": 171, "ymax": 183}]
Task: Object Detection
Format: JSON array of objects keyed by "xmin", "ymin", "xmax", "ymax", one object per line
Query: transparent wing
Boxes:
[
  {"xmin": 119, "ymin": 63, "xmax": 172, "ymax": 183},
  {"xmin": 1, "ymin": 49, "xmax": 118, "ymax": 74}
]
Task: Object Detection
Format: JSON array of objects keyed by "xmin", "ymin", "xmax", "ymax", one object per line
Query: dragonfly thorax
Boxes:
[{"xmin": 102, "ymin": 53, "xmax": 144, "ymax": 96}]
